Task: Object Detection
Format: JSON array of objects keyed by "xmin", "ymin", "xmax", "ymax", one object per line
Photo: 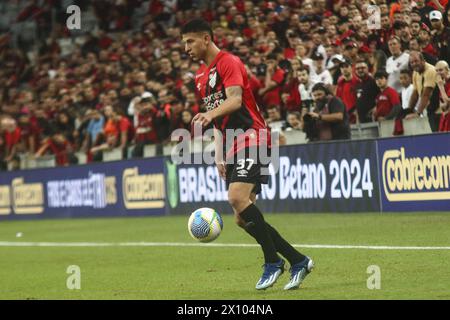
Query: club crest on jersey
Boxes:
[{"xmin": 209, "ymin": 72, "xmax": 217, "ymax": 88}]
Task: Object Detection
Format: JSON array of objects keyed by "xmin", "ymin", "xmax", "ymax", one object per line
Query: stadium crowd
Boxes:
[{"xmin": 1, "ymin": 0, "xmax": 450, "ymax": 170}]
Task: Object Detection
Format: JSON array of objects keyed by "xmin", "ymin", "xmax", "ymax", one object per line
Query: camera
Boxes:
[
  {"xmin": 256, "ymin": 63, "xmax": 267, "ymax": 76},
  {"xmin": 302, "ymin": 113, "xmax": 319, "ymax": 141}
]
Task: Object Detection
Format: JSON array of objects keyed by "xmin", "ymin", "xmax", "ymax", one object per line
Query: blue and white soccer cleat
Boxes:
[
  {"xmin": 255, "ymin": 259, "xmax": 285, "ymax": 290},
  {"xmin": 283, "ymin": 256, "xmax": 314, "ymax": 290}
]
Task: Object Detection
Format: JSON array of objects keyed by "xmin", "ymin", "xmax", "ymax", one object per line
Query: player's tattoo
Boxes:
[{"xmin": 225, "ymin": 86, "xmax": 243, "ymax": 100}]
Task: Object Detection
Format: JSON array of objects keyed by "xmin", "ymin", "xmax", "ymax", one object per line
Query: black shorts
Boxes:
[{"xmin": 225, "ymin": 147, "xmax": 270, "ymax": 195}]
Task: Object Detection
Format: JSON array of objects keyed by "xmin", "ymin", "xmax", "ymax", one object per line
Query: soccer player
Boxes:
[{"xmin": 181, "ymin": 19, "xmax": 314, "ymax": 290}]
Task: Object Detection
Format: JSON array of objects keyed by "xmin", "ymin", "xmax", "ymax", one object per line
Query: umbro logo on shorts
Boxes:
[{"xmin": 237, "ymin": 169, "xmax": 248, "ymax": 177}]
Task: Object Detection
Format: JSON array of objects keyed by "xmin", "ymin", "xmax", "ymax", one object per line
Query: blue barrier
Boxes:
[
  {"xmin": 165, "ymin": 139, "xmax": 380, "ymax": 215},
  {"xmin": 0, "ymin": 157, "xmax": 166, "ymax": 220},
  {"xmin": 377, "ymin": 133, "xmax": 450, "ymax": 212},
  {"xmin": 1, "ymin": 132, "xmax": 449, "ymax": 219}
]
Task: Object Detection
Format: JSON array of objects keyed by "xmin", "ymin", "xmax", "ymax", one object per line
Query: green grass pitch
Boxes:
[{"xmin": 1, "ymin": 212, "xmax": 450, "ymax": 300}]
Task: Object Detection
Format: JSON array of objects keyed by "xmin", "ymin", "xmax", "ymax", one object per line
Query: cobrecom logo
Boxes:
[
  {"xmin": 122, "ymin": 167, "xmax": 165, "ymax": 209},
  {"xmin": 12, "ymin": 178, "xmax": 44, "ymax": 214},
  {"xmin": 382, "ymin": 147, "xmax": 450, "ymax": 201}
]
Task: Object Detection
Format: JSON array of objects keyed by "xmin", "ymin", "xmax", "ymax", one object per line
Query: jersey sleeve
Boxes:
[{"xmin": 220, "ymin": 55, "xmax": 245, "ymax": 89}]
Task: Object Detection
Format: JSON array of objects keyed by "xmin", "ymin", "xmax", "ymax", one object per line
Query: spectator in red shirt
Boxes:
[
  {"xmin": 335, "ymin": 58, "xmax": 358, "ymax": 123},
  {"xmin": 34, "ymin": 133, "xmax": 75, "ymax": 166},
  {"xmin": 373, "ymin": 70, "xmax": 402, "ymax": 121},
  {"xmin": 0, "ymin": 117, "xmax": 21, "ymax": 170},
  {"xmin": 245, "ymin": 65, "xmax": 264, "ymax": 109},
  {"xmin": 419, "ymin": 24, "xmax": 440, "ymax": 58},
  {"xmin": 410, "ymin": 35, "xmax": 438, "ymax": 65},
  {"xmin": 435, "ymin": 60, "xmax": 450, "ymax": 131},
  {"xmin": 108, "ymin": 105, "xmax": 132, "ymax": 151},
  {"xmin": 284, "ymin": 30, "xmax": 299, "ymax": 59},
  {"xmin": 132, "ymin": 94, "xmax": 160, "ymax": 158},
  {"xmin": 258, "ymin": 53, "xmax": 286, "ymax": 110},
  {"xmin": 169, "ymin": 98, "xmax": 185, "ymax": 132},
  {"xmin": 17, "ymin": 113, "xmax": 34, "ymax": 154},
  {"xmin": 281, "ymin": 62, "xmax": 302, "ymax": 113},
  {"xmin": 429, "ymin": 10, "xmax": 450, "ymax": 64},
  {"xmin": 0, "ymin": 135, "xmax": 6, "ymax": 170}
]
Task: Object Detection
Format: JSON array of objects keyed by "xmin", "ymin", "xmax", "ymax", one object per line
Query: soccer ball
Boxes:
[{"xmin": 188, "ymin": 208, "xmax": 223, "ymax": 243}]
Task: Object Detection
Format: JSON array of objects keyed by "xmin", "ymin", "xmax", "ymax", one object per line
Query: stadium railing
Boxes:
[
  {"xmin": 283, "ymin": 129, "xmax": 308, "ymax": 145},
  {"xmin": 143, "ymin": 144, "xmax": 157, "ymax": 157},
  {"xmin": 75, "ymin": 151, "xmax": 87, "ymax": 165},
  {"xmin": 350, "ymin": 122, "xmax": 380, "ymax": 140},
  {"xmin": 7, "ymin": 117, "xmax": 439, "ymax": 171},
  {"xmin": 102, "ymin": 148, "xmax": 123, "ymax": 162},
  {"xmin": 19, "ymin": 154, "xmax": 56, "ymax": 169},
  {"xmin": 379, "ymin": 117, "xmax": 432, "ymax": 138}
]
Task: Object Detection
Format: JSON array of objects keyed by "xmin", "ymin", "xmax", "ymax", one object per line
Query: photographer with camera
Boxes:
[{"xmin": 303, "ymin": 83, "xmax": 351, "ymax": 142}]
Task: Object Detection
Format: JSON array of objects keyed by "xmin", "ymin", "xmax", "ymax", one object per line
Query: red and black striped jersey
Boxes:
[{"xmin": 194, "ymin": 51, "xmax": 270, "ymax": 159}]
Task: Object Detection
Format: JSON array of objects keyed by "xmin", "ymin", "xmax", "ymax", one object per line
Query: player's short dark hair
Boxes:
[{"xmin": 181, "ymin": 19, "xmax": 214, "ymax": 40}]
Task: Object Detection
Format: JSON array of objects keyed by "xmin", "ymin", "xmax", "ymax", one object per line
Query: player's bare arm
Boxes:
[
  {"xmin": 192, "ymin": 86, "xmax": 243, "ymax": 127},
  {"xmin": 213, "ymin": 128, "xmax": 226, "ymax": 179}
]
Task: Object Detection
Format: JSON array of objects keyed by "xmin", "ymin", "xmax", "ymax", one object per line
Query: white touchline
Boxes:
[{"xmin": 0, "ymin": 241, "xmax": 450, "ymax": 250}]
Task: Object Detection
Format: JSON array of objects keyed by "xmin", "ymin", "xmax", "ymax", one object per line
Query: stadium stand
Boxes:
[{"xmin": 1, "ymin": 0, "xmax": 450, "ymax": 171}]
